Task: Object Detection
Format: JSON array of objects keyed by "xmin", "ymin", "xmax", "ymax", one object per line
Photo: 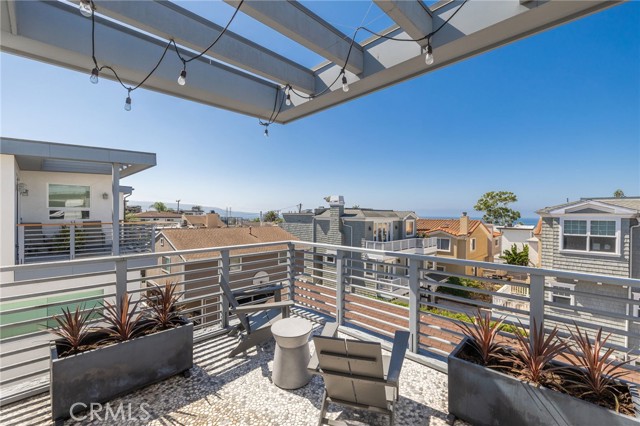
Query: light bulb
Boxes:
[
  {"xmin": 425, "ymin": 44, "xmax": 434, "ymax": 66},
  {"xmin": 285, "ymin": 93, "xmax": 291, "ymax": 106},
  {"xmin": 177, "ymin": 70, "xmax": 187, "ymax": 86},
  {"xmin": 124, "ymin": 95, "xmax": 132, "ymax": 111},
  {"xmin": 79, "ymin": 0, "xmax": 93, "ymax": 17},
  {"xmin": 341, "ymin": 74, "xmax": 349, "ymax": 92},
  {"xmin": 264, "ymin": 128, "xmax": 269, "ymax": 137},
  {"xmin": 90, "ymin": 68, "xmax": 99, "ymax": 84}
]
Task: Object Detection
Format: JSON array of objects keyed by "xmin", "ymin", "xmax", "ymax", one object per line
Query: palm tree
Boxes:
[
  {"xmin": 152, "ymin": 201, "xmax": 168, "ymax": 212},
  {"xmin": 500, "ymin": 244, "xmax": 529, "ymax": 266},
  {"xmin": 613, "ymin": 189, "xmax": 625, "ymax": 198}
]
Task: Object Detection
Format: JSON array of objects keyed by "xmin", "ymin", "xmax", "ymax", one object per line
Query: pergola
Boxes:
[{"xmin": 0, "ymin": 0, "xmax": 622, "ymax": 124}]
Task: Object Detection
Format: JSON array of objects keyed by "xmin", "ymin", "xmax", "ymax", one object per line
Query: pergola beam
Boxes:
[
  {"xmin": 224, "ymin": 0, "xmax": 364, "ymax": 75},
  {"xmin": 0, "ymin": 0, "xmax": 283, "ymax": 120},
  {"xmin": 77, "ymin": 0, "xmax": 315, "ymax": 94},
  {"xmin": 373, "ymin": 0, "xmax": 433, "ymax": 47}
]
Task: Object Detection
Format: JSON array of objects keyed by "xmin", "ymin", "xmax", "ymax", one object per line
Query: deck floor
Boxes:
[{"xmin": 0, "ymin": 321, "xmax": 464, "ymax": 426}]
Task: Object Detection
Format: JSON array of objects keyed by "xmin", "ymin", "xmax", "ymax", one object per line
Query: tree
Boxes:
[
  {"xmin": 614, "ymin": 189, "xmax": 625, "ymax": 198},
  {"xmin": 263, "ymin": 210, "xmax": 279, "ymax": 222},
  {"xmin": 474, "ymin": 191, "xmax": 521, "ymax": 226},
  {"xmin": 500, "ymin": 244, "xmax": 529, "ymax": 266},
  {"xmin": 152, "ymin": 201, "xmax": 168, "ymax": 212}
]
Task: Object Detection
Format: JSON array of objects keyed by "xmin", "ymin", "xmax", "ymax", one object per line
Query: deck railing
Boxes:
[
  {"xmin": 1, "ymin": 240, "xmax": 640, "ymax": 404},
  {"xmin": 364, "ymin": 237, "xmax": 437, "ymax": 252},
  {"xmin": 16, "ymin": 222, "xmax": 156, "ymax": 264}
]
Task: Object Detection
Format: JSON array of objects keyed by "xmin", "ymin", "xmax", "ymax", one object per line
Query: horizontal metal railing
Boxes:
[
  {"xmin": 2, "ymin": 239, "xmax": 640, "ymax": 405},
  {"xmin": 16, "ymin": 222, "xmax": 156, "ymax": 264},
  {"xmin": 364, "ymin": 237, "xmax": 437, "ymax": 252}
]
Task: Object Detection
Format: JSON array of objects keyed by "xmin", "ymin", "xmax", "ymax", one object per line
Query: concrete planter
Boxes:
[
  {"xmin": 448, "ymin": 337, "xmax": 640, "ymax": 426},
  {"xmin": 50, "ymin": 319, "xmax": 193, "ymax": 423}
]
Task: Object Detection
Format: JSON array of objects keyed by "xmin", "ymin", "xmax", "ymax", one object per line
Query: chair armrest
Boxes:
[
  {"xmin": 386, "ymin": 330, "xmax": 410, "ymax": 386},
  {"xmin": 307, "ymin": 322, "xmax": 340, "ymax": 374},
  {"xmin": 232, "ymin": 284, "xmax": 285, "ymax": 298},
  {"xmin": 232, "ymin": 300, "xmax": 293, "ymax": 314}
]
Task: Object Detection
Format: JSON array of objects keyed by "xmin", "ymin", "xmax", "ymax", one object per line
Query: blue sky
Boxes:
[{"xmin": 1, "ymin": 1, "xmax": 638, "ymax": 218}]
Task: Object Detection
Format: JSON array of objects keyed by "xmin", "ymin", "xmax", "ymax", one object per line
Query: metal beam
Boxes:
[
  {"xmin": 373, "ymin": 0, "xmax": 433, "ymax": 47},
  {"xmin": 224, "ymin": 0, "xmax": 364, "ymax": 75},
  {"xmin": 0, "ymin": 0, "xmax": 283, "ymax": 120},
  {"xmin": 77, "ymin": 0, "xmax": 315, "ymax": 93},
  {"xmin": 278, "ymin": 0, "xmax": 623, "ymax": 123}
]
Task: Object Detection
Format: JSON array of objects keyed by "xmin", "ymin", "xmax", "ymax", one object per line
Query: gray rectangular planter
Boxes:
[
  {"xmin": 50, "ymin": 320, "xmax": 193, "ymax": 422},
  {"xmin": 448, "ymin": 337, "xmax": 640, "ymax": 426}
]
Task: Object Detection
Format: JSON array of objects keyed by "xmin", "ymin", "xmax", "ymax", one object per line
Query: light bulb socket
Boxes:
[
  {"xmin": 125, "ymin": 96, "xmax": 132, "ymax": 111},
  {"xmin": 285, "ymin": 93, "xmax": 291, "ymax": 106},
  {"xmin": 90, "ymin": 67, "xmax": 99, "ymax": 84},
  {"xmin": 178, "ymin": 69, "xmax": 187, "ymax": 86},
  {"xmin": 341, "ymin": 75, "xmax": 347, "ymax": 85},
  {"xmin": 264, "ymin": 128, "xmax": 269, "ymax": 137},
  {"xmin": 427, "ymin": 44, "xmax": 433, "ymax": 55},
  {"xmin": 79, "ymin": 0, "xmax": 93, "ymax": 17}
]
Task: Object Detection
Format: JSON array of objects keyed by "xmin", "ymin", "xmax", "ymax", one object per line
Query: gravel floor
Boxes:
[{"xmin": 0, "ymin": 321, "xmax": 465, "ymax": 426}]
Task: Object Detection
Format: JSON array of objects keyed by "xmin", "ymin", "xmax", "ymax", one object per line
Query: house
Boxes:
[
  {"xmin": 151, "ymin": 226, "xmax": 297, "ymax": 324},
  {"xmin": 183, "ymin": 212, "xmax": 224, "ymax": 229},
  {"xmin": 133, "ymin": 211, "xmax": 182, "ymax": 227},
  {"xmin": 494, "ymin": 224, "xmax": 537, "ymax": 266},
  {"xmin": 536, "ymin": 197, "xmax": 640, "ymax": 353},
  {"xmin": 417, "ymin": 213, "xmax": 497, "ymax": 277},
  {"xmin": 280, "ymin": 196, "xmax": 436, "ymax": 289}
]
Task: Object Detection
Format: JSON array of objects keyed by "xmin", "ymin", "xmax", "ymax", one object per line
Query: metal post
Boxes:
[
  {"xmin": 150, "ymin": 225, "xmax": 156, "ymax": 253},
  {"xmin": 18, "ymin": 225, "xmax": 25, "ymax": 264},
  {"xmin": 220, "ymin": 249, "xmax": 230, "ymax": 329},
  {"xmin": 112, "ymin": 163, "xmax": 121, "ymax": 256},
  {"xmin": 115, "ymin": 258, "xmax": 127, "ymax": 307},
  {"xmin": 408, "ymin": 258, "xmax": 420, "ymax": 353},
  {"xmin": 287, "ymin": 242, "xmax": 296, "ymax": 303},
  {"xmin": 69, "ymin": 224, "xmax": 75, "ymax": 260},
  {"xmin": 335, "ymin": 249, "xmax": 345, "ymax": 325},
  {"xmin": 529, "ymin": 273, "xmax": 545, "ymax": 335}
]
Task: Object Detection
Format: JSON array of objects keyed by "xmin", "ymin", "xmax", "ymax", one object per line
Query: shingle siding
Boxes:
[{"xmin": 280, "ymin": 214, "xmax": 313, "ymax": 242}]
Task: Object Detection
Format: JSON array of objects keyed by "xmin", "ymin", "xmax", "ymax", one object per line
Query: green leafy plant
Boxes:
[
  {"xmin": 562, "ymin": 325, "xmax": 631, "ymax": 409},
  {"xmin": 456, "ymin": 309, "xmax": 505, "ymax": 366},
  {"xmin": 100, "ymin": 294, "xmax": 145, "ymax": 342},
  {"xmin": 500, "ymin": 244, "xmax": 529, "ymax": 266},
  {"xmin": 144, "ymin": 282, "xmax": 182, "ymax": 330},
  {"xmin": 506, "ymin": 320, "xmax": 566, "ymax": 385},
  {"xmin": 49, "ymin": 305, "xmax": 94, "ymax": 356}
]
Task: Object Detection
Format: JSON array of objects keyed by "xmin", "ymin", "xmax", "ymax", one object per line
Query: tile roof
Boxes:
[
  {"xmin": 160, "ymin": 226, "xmax": 298, "ymax": 260},
  {"xmin": 135, "ymin": 211, "xmax": 182, "ymax": 219},
  {"xmin": 416, "ymin": 218, "xmax": 484, "ymax": 237},
  {"xmin": 533, "ymin": 218, "xmax": 542, "ymax": 236}
]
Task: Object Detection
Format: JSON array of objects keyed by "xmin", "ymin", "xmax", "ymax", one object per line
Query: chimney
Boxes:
[
  {"xmin": 460, "ymin": 212, "xmax": 469, "ymax": 236},
  {"xmin": 249, "ymin": 226, "xmax": 252, "ymax": 235},
  {"xmin": 325, "ymin": 195, "xmax": 344, "ymax": 245}
]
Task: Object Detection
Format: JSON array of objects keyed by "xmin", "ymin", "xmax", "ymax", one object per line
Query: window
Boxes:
[
  {"xmin": 160, "ymin": 238, "xmax": 165, "ymax": 247},
  {"xmin": 161, "ymin": 256, "xmax": 171, "ymax": 274},
  {"xmin": 373, "ymin": 223, "xmax": 392, "ymax": 242},
  {"xmin": 405, "ymin": 220, "xmax": 415, "ymax": 237},
  {"xmin": 633, "ymin": 293, "xmax": 640, "ymax": 318},
  {"xmin": 436, "ymin": 238, "xmax": 451, "ymax": 251},
  {"xmin": 561, "ymin": 218, "xmax": 618, "ymax": 254},
  {"xmin": 278, "ymin": 251, "xmax": 288, "ymax": 265},
  {"xmin": 230, "ymin": 257, "xmax": 241, "ymax": 272},
  {"xmin": 48, "ymin": 184, "xmax": 91, "ymax": 220},
  {"xmin": 436, "ymin": 265, "xmax": 446, "ymax": 272},
  {"xmin": 325, "ymin": 256, "xmax": 335, "ymax": 264},
  {"xmin": 364, "ymin": 262, "xmax": 374, "ymax": 277},
  {"xmin": 494, "ymin": 239, "xmax": 499, "ymax": 247},
  {"xmin": 470, "ymin": 238, "xmax": 477, "ymax": 251},
  {"xmin": 547, "ymin": 282, "xmax": 574, "ymax": 306}
]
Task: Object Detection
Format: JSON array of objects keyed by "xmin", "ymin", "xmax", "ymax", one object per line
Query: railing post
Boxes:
[
  {"xmin": 69, "ymin": 224, "xmax": 76, "ymax": 260},
  {"xmin": 220, "ymin": 249, "xmax": 230, "ymax": 329},
  {"xmin": 335, "ymin": 249, "xmax": 345, "ymax": 325},
  {"xmin": 115, "ymin": 258, "xmax": 127, "ymax": 306},
  {"xmin": 529, "ymin": 272, "xmax": 546, "ymax": 334},
  {"xmin": 150, "ymin": 225, "xmax": 156, "ymax": 253},
  {"xmin": 287, "ymin": 242, "xmax": 296, "ymax": 303},
  {"xmin": 408, "ymin": 257, "xmax": 420, "ymax": 353},
  {"xmin": 18, "ymin": 226, "xmax": 25, "ymax": 264}
]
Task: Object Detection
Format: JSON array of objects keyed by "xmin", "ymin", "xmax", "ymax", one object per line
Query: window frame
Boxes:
[
  {"xmin": 546, "ymin": 282, "xmax": 575, "ymax": 306},
  {"xmin": 633, "ymin": 293, "xmax": 640, "ymax": 318},
  {"xmin": 559, "ymin": 217, "xmax": 620, "ymax": 256},
  {"xmin": 278, "ymin": 251, "xmax": 288, "ymax": 265},
  {"xmin": 364, "ymin": 262, "xmax": 375, "ymax": 278},
  {"xmin": 161, "ymin": 256, "xmax": 171, "ymax": 274},
  {"xmin": 230, "ymin": 257, "xmax": 242, "ymax": 273},
  {"xmin": 470, "ymin": 238, "xmax": 477, "ymax": 252},
  {"xmin": 48, "ymin": 183, "xmax": 91, "ymax": 220},
  {"xmin": 405, "ymin": 220, "xmax": 416, "ymax": 238},
  {"xmin": 436, "ymin": 237, "xmax": 451, "ymax": 252}
]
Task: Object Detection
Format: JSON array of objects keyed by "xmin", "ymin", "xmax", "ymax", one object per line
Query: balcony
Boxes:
[
  {"xmin": 364, "ymin": 237, "xmax": 437, "ymax": 258},
  {"xmin": 16, "ymin": 222, "xmax": 156, "ymax": 264},
  {"xmin": 1, "ymin": 241, "xmax": 639, "ymax": 424}
]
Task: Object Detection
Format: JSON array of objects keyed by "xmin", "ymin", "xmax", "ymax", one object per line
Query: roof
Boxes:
[
  {"xmin": 536, "ymin": 197, "xmax": 640, "ymax": 214},
  {"xmin": 184, "ymin": 213, "xmax": 224, "ymax": 228},
  {"xmin": 417, "ymin": 218, "xmax": 485, "ymax": 237},
  {"xmin": 314, "ymin": 208, "xmax": 417, "ymax": 220},
  {"xmin": 533, "ymin": 218, "xmax": 542, "ymax": 236},
  {"xmin": 0, "ymin": 137, "xmax": 156, "ymax": 178},
  {"xmin": 493, "ymin": 231, "xmax": 502, "ymax": 238},
  {"xmin": 135, "ymin": 211, "xmax": 182, "ymax": 219},
  {"xmin": 159, "ymin": 227, "xmax": 298, "ymax": 260}
]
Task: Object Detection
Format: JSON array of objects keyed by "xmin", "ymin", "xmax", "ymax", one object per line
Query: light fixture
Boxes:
[
  {"xmin": 264, "ymin": 127, "xmax": 269, "ymax": 137},
  {"xmin": 79, "ymin": 0, "xmax": 93, "ymax": 18},
  {"xmin": 285, "ymin": 91, "xmax": 291, "ymax": 106},
  {"xmin": 102, "ymin": 192, "xmax": 109, "ymax": 200},
  {"xmin": 90, "ymin": 67, "xmax": 99, "ymax": 84},
  {"xmin": 177, "ymin": 69, "xmax": 187, "ymax": 86},
  {"xmin": 124, "ymin": 90, "xmax": 132, "ymax": 111},
  {"xmin": 425, "ymin": 43, "xmax": 434, "ymax": 66},
  {"xmin": 341, "ymin": 72, "xmax": 349, "ymax": 92}
]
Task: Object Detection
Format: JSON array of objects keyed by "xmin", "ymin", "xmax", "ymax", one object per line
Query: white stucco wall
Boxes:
[
  {"xmin": 499, "ymin": 227, "xmax": 534, "ymax": 251},
  {"xmin": 0, "ymin": 155, "xmax": 17, "ymax": 267}
]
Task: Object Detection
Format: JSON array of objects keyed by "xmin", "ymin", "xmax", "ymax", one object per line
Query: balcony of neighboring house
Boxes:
[
  {"xmin": 364, "ymin": 237, "xmax": 438, "ymax": 258},
  {"xmin": 2, "ymin": 241, "xmax": 640, "ymax": 425}
]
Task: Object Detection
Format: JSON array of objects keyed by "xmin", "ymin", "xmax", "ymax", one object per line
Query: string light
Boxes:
[
  {"xmin": 264, "ymin": 126, "xmax": 269, "ymax": 137},
  {"xmin": 341, "ymin": 72, "xmax": 349, "ymax": 93},
  {"xmin": 177, "ymin": 69, "xmax": 187, "ymax": 86},
  {"xmin": 285, "ymin": 88, "xmax": 291, "ymax": 106},
  {"xmin": 89, "ymin": 67, "xmax": 99, "ymax": 84},
  {"xmin": 124, "ymin": 90, "xmax": 132, "ymax": 111},
  {"xmin": 425, "ymin": 43, "xmax": 434, "ymax": 66},
  {"xmin": 79, "ymin": 0, "xmax": 93, "ymax": 18}
]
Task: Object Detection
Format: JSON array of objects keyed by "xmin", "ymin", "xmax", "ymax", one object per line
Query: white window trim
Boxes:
[
  {"xmin": 546, "ymin": 282, "xmax": 575, "ymax": 306},
  {"xmin": 278, "ymin": 251, "xmax": 288, "ymax": 265},
  {"xmin": 633, "ymin": 292, "xmax": 640, "ymax": 318},
  {"xmin": 405, "ymin": 219, "xmax": 416, "ymax": 238},
  {"xmin": 470, "ymin": 238, "xmax": 477, "ymax": 252},
  {"xmin": 372, "ymin": 222, "xmax": 393, "ymax": 242},
  {"xmin": 47, "ymin": 183, "xmax": 92, "ymax": 220},
  {"xmin": 559, "ymin": 217, "xmax": 621, "ymax": 257},
  {"xmin": 364, "ymin": 262, "xmax": 374, "ymax": 278},
  {"xmin": 161, "ymin": 256, "xmax": 171, "ymax": 274},
  {"xmin": 230, "ymin": 257, "xmax": 241, "ymax": 272},
  {"xmin": 436, "ymin": 237, "xmax": 451, "ymax": 252},
  {"xmin": 325, "ymin": 255, "xmax": 335, "ymax": 264}
]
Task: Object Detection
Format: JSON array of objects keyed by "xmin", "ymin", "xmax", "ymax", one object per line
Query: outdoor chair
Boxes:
[
  {"xmin": 218, "ymin": 278, "xmax": 294, "ymax": 357},
  {"xmin": 311, "ymin": 329, "xmax": 409, "ymax": 426}
]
